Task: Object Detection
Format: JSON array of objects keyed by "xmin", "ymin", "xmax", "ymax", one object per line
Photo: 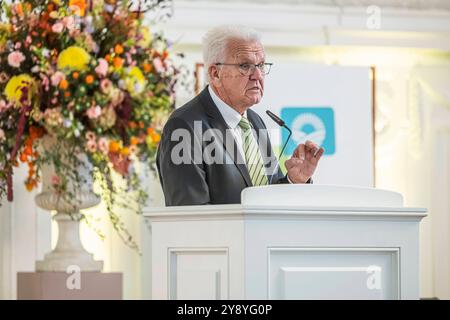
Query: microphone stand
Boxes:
[{"xmin": 266, "ymin": 110, "xmax": 292, "ymax": 184}]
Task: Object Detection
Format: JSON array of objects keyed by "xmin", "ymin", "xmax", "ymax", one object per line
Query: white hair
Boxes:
[{"xmin": 202, "ymin": 25, "xmax": 262, "ymax": 83}]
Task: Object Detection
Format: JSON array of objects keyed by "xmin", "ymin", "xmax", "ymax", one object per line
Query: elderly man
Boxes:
[{"xmin": 156, "ymin": 25, "xmax": 324, "ymax": 206}]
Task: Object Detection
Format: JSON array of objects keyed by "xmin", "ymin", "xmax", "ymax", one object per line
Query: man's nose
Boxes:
[{"xmin": 249, "ymin": 66, "xmax": 264, "ymax": 81}]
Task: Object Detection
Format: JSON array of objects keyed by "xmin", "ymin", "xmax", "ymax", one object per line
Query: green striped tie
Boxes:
[{"xmin": 238, "ymin": 116, "xmax": 268, "ymax": 186}]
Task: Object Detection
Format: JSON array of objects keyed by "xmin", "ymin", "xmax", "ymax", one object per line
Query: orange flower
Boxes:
[
  {"xmin": 72, "ymin": 72, "xmax": 79, "ymax": 79},
  {"xmin": 162, "ymin": 51, "xmax": 169, "ymax": 59},
  {"xmin": 69, "ymin": 0, "xmax": 86, "ymax": 17},
  {"xmin": 15, "ymin": 3, "xmax": 23, "ymax": 16},
  {"xmin": 25, "ymin": 182, "xmax": 35, "ymax": 191},
  {"xmin": 151, "ymin": 133, "xmax": 161, "ymax": 143},
  {"xmin": 20, "ymin": 153, "xmax": 28, "ymax": 163},
  {"xmin": 85, "ymin": 74, "xmax": 94, "ymax": 84},
  {"xmin": 25, "ymin": 178, "xmax": 38, "ymax": 192},
  {"xmin": 24, "ymin": 137, "xmax": 33, "ymax": 148},
  {"xmin": 130, "ymin": 136, "xmax": 139, "ymax": 145},
  {"xmin": 114, "ymin": 44, "xmax": 124, "ymax": 55},
  {"xmin": 24, "ymin": 145, "xmax": 33, "ymax": 156},
  {"xmin": 143, "ymin": 62, "xmax": 152, "ymax": 73},
  {"xmin": 146, "ymin": 127, "xmax": 154, "ymax": 135},
  {"xmin": 128, "ymin": 121, "xmax": 137, "ymax": 129},
  {"xmin": 59, "ymin": 79, "xmax": 69, "ymax": 90},
  {"xmin": 113, "ymin": 57, "xmax": 123, "ymax": 69},
  {"xmin": 120, "ymin": 147, "xmax": 130, "ymax": 157},
  {"xmin": 64, "ymin": 91, "xmax": 71, "ymax": 98},
  {"xmin": 29, "ymin": 126, "xmax": 44, "ymax": 140},
  {"xmin": 105, "ymin": 54, "xmax": 111, "ymax": 62},
  {"xmin": 109, "ymin": 141, "xmax": 120, "ymax": 153}
]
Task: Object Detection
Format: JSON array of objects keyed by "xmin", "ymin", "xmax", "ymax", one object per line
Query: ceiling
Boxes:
[{"xmin": 185, "ymin": 0, "xmax": 450, "ymax": 11}]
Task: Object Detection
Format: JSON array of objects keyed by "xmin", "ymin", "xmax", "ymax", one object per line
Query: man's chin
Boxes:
[{"xmin": 246, "ymin": 94, "xmax": 263, "ymax": 105}]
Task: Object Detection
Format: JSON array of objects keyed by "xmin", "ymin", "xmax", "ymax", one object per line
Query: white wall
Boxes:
[{"xmin": 0, "ymin": 164, "xmax": 51, "ymax": 300}]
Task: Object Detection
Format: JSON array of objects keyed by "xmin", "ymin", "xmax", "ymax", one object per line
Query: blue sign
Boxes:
[{"xmin": 280, "ymin": 107, "xmax": 335, "ymax": 156}]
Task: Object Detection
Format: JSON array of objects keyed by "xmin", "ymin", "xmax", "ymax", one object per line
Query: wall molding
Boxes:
[{"xmin": 158, "ymin": 1, "xmax": 450, "ymax": 50}]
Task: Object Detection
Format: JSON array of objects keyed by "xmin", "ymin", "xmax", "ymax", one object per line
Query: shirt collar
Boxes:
[{"xmin": 208, "ymin": 85, "xmax": 247, "ymax": 129}]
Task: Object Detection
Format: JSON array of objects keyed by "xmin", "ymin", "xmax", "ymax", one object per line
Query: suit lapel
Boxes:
[{"xmin": 199, "ymin": 87, "xmax": 252, "ymax": 187}]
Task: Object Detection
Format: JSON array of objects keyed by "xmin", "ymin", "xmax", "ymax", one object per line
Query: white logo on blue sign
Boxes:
[{"xmin": 280, "ymin": 107, "xmax": 335, "ymax": 155}]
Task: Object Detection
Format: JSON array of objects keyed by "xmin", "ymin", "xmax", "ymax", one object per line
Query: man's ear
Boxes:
[{"xmin": 209, "ymin": 65, "xmax": 222, "ymax": 87}]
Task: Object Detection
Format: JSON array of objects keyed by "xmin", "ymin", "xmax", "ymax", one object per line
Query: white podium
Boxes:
[{"xmin": 142, "ymin": 185, "xmax": 426, "ymax": 300}]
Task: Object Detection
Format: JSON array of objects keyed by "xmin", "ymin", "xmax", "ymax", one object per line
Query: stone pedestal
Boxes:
[{"xmin": 17, "ymin": 272, "xmax": 122, "ymax": 300}]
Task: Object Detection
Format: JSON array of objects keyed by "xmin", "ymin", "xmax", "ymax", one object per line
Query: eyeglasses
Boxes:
[{"xmin": 215, "ymin": 62, "xmax": 273, "ymax": 76}]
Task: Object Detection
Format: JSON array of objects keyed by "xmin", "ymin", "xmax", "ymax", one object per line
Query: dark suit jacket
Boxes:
[{"xmin": 156, "ymin": 87, "xmax": 306, "ymax": 206}]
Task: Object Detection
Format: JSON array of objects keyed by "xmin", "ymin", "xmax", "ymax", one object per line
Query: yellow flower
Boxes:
[
  {"xmin": 125, "ymin": 67, "xmax": 146, "ymax": 96},
  {"xmin": 4, "ymin": 74, "xmax": 36, "ymax": 106},
  {"xmin": 137, "ymin": 27, "xmax": 153, "ymax": 48},
  {"xmin": 57, "ymin": 46, "xmax": 91, "ymax": 72}
]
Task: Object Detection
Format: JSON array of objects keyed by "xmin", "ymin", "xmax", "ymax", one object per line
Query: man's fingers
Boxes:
[
  {"xmin": 312, "ymin": 147, "xmax": 325, "ymax": 163},
  {"xmin": 284, "ymin": 158, "xmax": 293, "ymax": 170},
  {"xmin": 305, "ymin": 140, "xmax": 319, "ymax": 160},
  {"xmin": 285, "ymin": 157, "xmax": 303, "ymax": 170},
  {"xmin": 305, "ymin": 140, "xmax": 315, "ymax": 148},
  {"xmin": 293, "ymin": 144, "xmax": 306, "ymax": 160}
]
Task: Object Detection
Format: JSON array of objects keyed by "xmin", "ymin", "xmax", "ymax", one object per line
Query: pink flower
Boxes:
[
  {"xmin": 40, "ymin": 74, "xmax": 50, "ymax": 91},
  {"xmin": 14, "ymin": 42, "xmax": 22, "ymax": 49},
  {"xmin": 84, "ymin": 34, "xmax": 97, "ymax": 52},
  {"xmin": 85, "ymin": 131, "xmax": 96, "ymax": 141},
  {"xmin": 52, "ymin": 22, "xmax": 64, "ymax": 33},
  {"xmin": 0, "ymin": 100, "xmax": 8, "ymax": 112},
  {"xmin": 86, "ymin": 139, "xmax": 97, "ymax": 153},
  {"xmin": 44, "ymin": 108, "xmax": 63, "ymax": 127},
  {"xmin": 86, "ymin": 105, "xmax": 102, "ymax": 119},
  {"xmin": 63, "ymin": 16, "xmax": 76, "ymax": 31},
  {"xmin": 153, "ymin": 57, "xmax": 165, "ymax": 73},
  {"xmin": 69, "ymin": 28, "xmax": 81, "ymax": 38},
  {"xmin": 51, "ymin": 71, "xmax": 65, "ymax": 86},
  {"xmin": 51, "ymin": 175, "xmax": 60, "ymax": 186},
  {"xmin": 8, "ymin": 51, "xmax": 25, "ymax": 68},
  {"xmin": 95, "ymin": 58, "xmax": 108, "ymax": 77},
  {"xmin": 98, "ymin": 138, "xmax": 109, "ymax": 155},
  {"xmin": 108, "ymin": 152, "xmax": 130, "ymax": 176},
  {"xmin": 100, "ymin": 79, "xmax": 112, "ymax": 93},
  {"xmin": 126, "ymin": 52, "xmax": 132, "ymax": 65}
]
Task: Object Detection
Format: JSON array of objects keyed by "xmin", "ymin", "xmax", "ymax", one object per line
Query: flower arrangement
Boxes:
[{"xmin": 0, "ymin": 0, "xmax": 180, "ymax": 249}]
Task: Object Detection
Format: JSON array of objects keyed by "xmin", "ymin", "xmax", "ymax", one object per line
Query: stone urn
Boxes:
[{"xmin": 34, "ymin": 136, "xmax": 103, "ymax": 272}]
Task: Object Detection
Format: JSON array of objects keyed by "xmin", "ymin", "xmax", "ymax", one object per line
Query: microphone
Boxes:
[{"xmin": 265, "ymin": 110, "xmax": 292, "ymax": 184}]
